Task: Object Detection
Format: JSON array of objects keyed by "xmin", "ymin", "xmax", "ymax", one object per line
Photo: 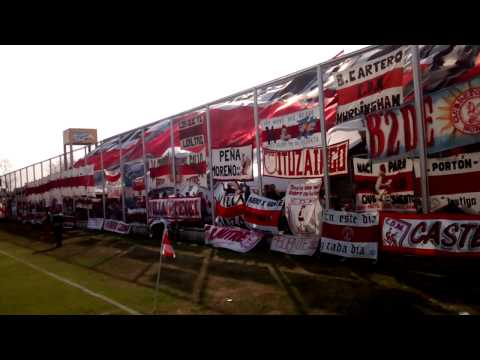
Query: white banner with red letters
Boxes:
[
  {"xmin": 270, "ymin": 234, "xmax": 319, "ymax": 256},
  {"xmin": 262, "ymin": 140, "xmax": 348, "ymax": 179},
  {"xmin": 204, "ymin": 224, "xmax": 263, "ymax": 253},
  {"xmin": 335, "ymin": 46, "xmax": 407, "ymax": 123},
  {"xmin": 87, "ymin": 217, "xmax": 104, "ymax": 230},
  {"xmin": 413, "ymin": 151, "xmax": 480, "ymax": 214},
  {"xmin": 215, "ymin": 193, "xmax": 246, "ymax": 227},
  {"xmin": 320, "ymin": 209, "xmax": 380, "ymax": 259},
  {"xmin": 211, "ymin": 145, "xmax": 253, "ymax": 181},
  {"xmin": 285, "ymin": 179, "xmax": 323, "ymax": 235},
  {"xmin": 103, "ymin": 219, "xmax": 131, "ymax": 234},
  {"xmin": 260, "ymin": 108, "xmax": 322, "ymax": 151},
  {"xmin": 149, "ymin": 197, "xmax": 202, "ymax": 220},
  {"xmin": 381, "ymin": 212, "xmax": 480, "ymax": 256},
  {"xmin": 366, "ymin": 76, "xmax": 480, "ymax": 159},
  {"xmin": 353, "ymin": 157, "xmax": 416, "ymax": 212},
  {"xmin": 244, "ymin": 193, "xmax": 283, "ymax": 234}
]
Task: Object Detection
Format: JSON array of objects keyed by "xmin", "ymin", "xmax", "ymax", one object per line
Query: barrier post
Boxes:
[
  {"xmin": 19, "ymin": 171, "xmax": 23, "ymax": 211},
  {"xmin": 119, "ymin": 136, "xmax": 126, "ymax": 222},
  {"xmin": 141, "ymin": 127, "xmax": 150, "ymax": 226},
  {"xmin": 100, "ymin": 149, "xmax": 106, "ymax": 220},
  {"xmin": 317, "ymin": 65, "xmax": 331, "ymax": 209},
  {"xmin": 69, "ymin": 144, "xmax": 74, "ymax": 170},
  {"xmin": 205, "ymin": 106, "xmax": 215, "ymax": 224},
  {"xmin": 253, "ymin": 88, "xmax": 263, "ymax": 196},
  {"xmin": 170, "ymin": 119, "xmax": 176, "ymax": 193},
  {"xmin": 412, "ymin": 45, "xmax": 430, "ymax": 214},
  {"xmin": 59, "ymin": 155, "xmax": 63, "ymax": 211}
]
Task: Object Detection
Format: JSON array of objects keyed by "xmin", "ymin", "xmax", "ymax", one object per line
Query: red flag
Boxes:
[{"xmin": 161, "ymin": 229, "xmax": 176, "ymax": 258}]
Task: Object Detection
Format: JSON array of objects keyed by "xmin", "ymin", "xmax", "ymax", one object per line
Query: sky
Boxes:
[{"xmin": 0, "ymin": 45, "xmax": 367, "ymax": 174}]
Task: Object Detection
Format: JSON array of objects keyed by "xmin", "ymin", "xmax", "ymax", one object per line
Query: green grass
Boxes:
[{"xmin": 0, "ymin": 230, "xmax": 202, "ymax": 315}]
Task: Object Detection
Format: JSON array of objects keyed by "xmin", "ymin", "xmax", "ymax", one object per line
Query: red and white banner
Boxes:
[
  {"xmin": 244, "ymin": 193, "xmax": 283, "ymax": 234},
  {"xmin": 335, "ymin": 46, "xmax": 407, "ymax": 123},
  {"xmin": 262, "ymin": 140, "xmax": 348, "ymax": 179},
  {"xmin": 149, "ymin": 197, "xmax": 202, "ymax": 220},
  {"xmin": 105, "ymin": 169, "xmax": 122, "ymax": 199},
  {"xmin": 285, "ymin": 179, "xmax": 322, "ymax": 235},
  {"xmin": 260, "ymin": 108, "xmax": 322, "ymax": 151},
  {"xmin": 353, "ymin": 157, "xmax": 416, "ymax": 212},
  {"xmin": 270, "ymin": 234, "xmax": 319, "ymax": 256},
  {"xmin": 103, "ymin": 219, "xmax": 131, "ymax": 234},
  {"xmin": 381, "ymin": 212, "xmax": 480, "ymax": 256},
  {"xmin": 179, "ymin": 113, "xmax": 206, "ymax": 149},
  {"xmin": 25, "ymin": 165, "xmax": 96, "ymax": 204},
  {"xmin": 320, "ymin": 209, "xmax": 379, "ymax": 259},
  {"xmin": 178, "ymin": 148, "xmax": 208, "ymax": 188},
  {"xmin": 87, "ymin": 217, "xmax": 104, "ymax": 230},
  {"xmin": 366, "ymin": 76, "xmax": 480, "ymax": 159},
  {"xmin": 211, "ymin": 145, "xmax": 253, "ymax": 181},
  {"xmin": 149, "ymin": 157, "xmax": 174, "ymax": 189},
  {"xmin": 215, "ymin": 193, "xmax": 246, "ymax": 227},
  {"xmin": 204, "ymin": 224, "xmax": 263, "ymax": 253},
  {"xmin": 413, "ymin": 152, "xmax": 480, "ymax": 214}
]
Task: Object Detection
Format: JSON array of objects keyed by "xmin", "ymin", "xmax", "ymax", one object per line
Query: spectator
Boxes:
[
  {"xmin": 52, "ymin": 208, "xmax": 64, "ymax": 248},
  {"xmin": 263, "ymin": 184, "xmax": 270, "ymax": 197},
  {"xmin": 225, "ymin": 183, "xmax": 236, "ymax": 195},
  {"xmin": 239, "ymin": 183, "xmax": 251, "ymax": 203},
  {"xmin": 266, "ymin": 184, "xmax": 281, "ymax": 201}
]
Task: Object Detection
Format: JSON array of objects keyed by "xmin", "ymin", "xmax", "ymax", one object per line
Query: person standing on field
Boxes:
[{"xmin": 52, "ymin": 208, "xmax": 64, "ymax": 248}]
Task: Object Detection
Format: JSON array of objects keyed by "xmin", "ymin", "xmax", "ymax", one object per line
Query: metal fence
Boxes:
[{"xmin": 0, "ymin": 45, "xmax": 437, "ymax": 224}]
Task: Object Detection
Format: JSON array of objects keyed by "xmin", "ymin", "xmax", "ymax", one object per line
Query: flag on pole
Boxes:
[{"xmin": 161, "ymin": 229, "xmax": 176, "ymax": 258}]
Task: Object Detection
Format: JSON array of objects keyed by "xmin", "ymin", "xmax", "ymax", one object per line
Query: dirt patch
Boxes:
[
  {"xmin": 96, "ymin": 256, "xmax": 151, "ymax": 282},
  {"xmin": 75, "ymin": 238, "xmax": 102, "ymax": 247},
  {"xmin": 146, "ymin": 265, "xmax": 197, "ymax": 297},
  {"xmin": 201, "ymin": 274, "xmax": 296, "ymax": 314},
  {"xmin": 123, "ymin": 246, "xmax": 159, "ymax": 263}
]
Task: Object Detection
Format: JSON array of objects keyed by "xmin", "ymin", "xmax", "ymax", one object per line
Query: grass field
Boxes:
[
  {"xmin": 0, "ymin": 228, "xmax": 203, "ymax": 315},
  {"xmin": 1, "ymin": 221, "xmax": 479, "ymax": 315}
]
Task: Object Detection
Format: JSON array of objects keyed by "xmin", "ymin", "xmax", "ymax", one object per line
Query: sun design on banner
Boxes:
[{"xmin": 436, "ymin": 81, "xmax": 480, "ymax": 136}]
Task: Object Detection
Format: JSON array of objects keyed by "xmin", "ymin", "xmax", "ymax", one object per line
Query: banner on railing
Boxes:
[
  {"xmin": 381, "ymin": 212, "xmax": 480, "ymax": 256},
  {"xmin": 149, "ymin": 197, "xmax": 202, "ymax": 220},
  {"xmin": 244, "ymin": 193, "xmax": 283, "ymax": 234},
  {"xmin": 87, "ymin": 217, "xmax": 104, "ymax": 230},
  {"xmin": 179, "ymin": 114, "xmax": 206, "ymax": 149},
  {"xmin": 270, "ymin": 234, "xmax": 319, "ymax": 256},
  {"xmin": 204, "ymin": 224, "xmax": 263, "ymax": 253},
  {"xmin": 320, "ymin": 209, "xmax": 379, "ymax": 259},
  {"xmin": 215, "ymin": 193, "xmax": 246, "ymax": 227},
  {"xmin": 103, "ymin": 219, "xmax": 131, "ymax": 234},
  {"xmin": 413, "ymin": 151, "xmax": 480, "ymax": 214},
  {"xmin": 262, "ymin": 140, "xmax": 348, "ymax": 179},
  {"xmin": 285, "ymin": 179, "xmax": 322, "ymax": 235},
  {"xmin": 366, "ymin": 76, "xmax": 480, "ymax": 159},
  {"xmin": 353, "ymin": 157, "xmax": 416, "ymax": 212},
  {"xmin": 335, "ymin": 46, "xmax": 407, "ymax": 123},
  {"xmin": 260, "ymin": 108, "xmax": 322, "ymax": 151},
  {"xmin": 211, "ymin": 145, "xmax": 253, "ymax": 181}
]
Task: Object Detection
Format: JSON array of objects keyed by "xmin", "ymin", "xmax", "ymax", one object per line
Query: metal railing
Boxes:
[{"xmin": 1, "ymin": 45, "xmax": 433, "ymax": 224}]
